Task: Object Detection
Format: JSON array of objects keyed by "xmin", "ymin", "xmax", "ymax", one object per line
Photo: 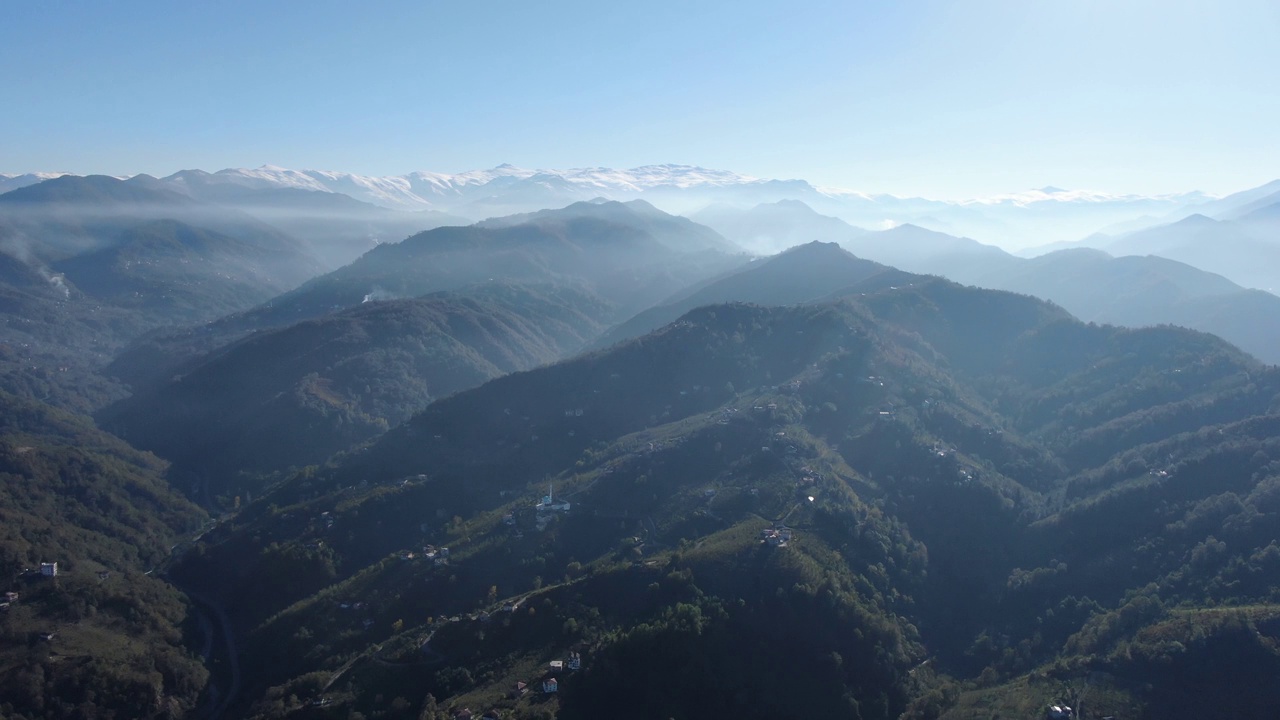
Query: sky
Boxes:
[{"xmin": 2, "ymin": 0, "xmax": 1277, "ymax": 200}]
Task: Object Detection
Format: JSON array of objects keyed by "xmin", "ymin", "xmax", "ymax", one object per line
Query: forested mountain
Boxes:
[
  {"xmin": 0, "ymin": 175, "xmax": 329, "ymax": 411},
  {"xmin": 98, "ymin": 283, "xmax": 613, "ymax": 493},
  {"xmin": 2, "ymin": 168, "xmax": 1279, "ymax": 720},
  {"xmin": 171, "ymin": 276, "xmax": 1280, "ymax": 720},
  {"xmin": 0, "ymin": 391, "xmax": 210, "ymax": 719},
  {"xmin": 596, "ymin": 241, "xmax": 912, "ymax": 347},
  {"xmin": 0, "ymin": 176, "xmax": 317, "ymax": 273},
  {"xmin": 693, "ymin": 201, "xmax": 1280, "ymax": 363},
  {"xmin": 107, "ymin": 202, "xmax": 748, "ymax": 394},
  {"xmin": 480, "ymin": 199, "xmax": 740, "ymax": 254},
  {"xmin": 52, "ymin": 219, "xmax": 322, "ymax": 327}
]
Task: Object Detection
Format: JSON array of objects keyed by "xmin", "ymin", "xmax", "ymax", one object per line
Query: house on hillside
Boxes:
[
  {"xmin": 549, "ymin": 660, "xmax": 564, "ymax": 672},
  {"xmin": 453, "ymin": 709, "xmax": 473, "ymax": 720},
  {"xmin": 543, "ymin": 678, "xmax": 559, "ymax": 694},
  {"xmin": 1046, "ymin": 706, "xmax": 1073, "ymax": 719},
  {"xmin": 40, "ymin": 562, "xmax": 57, "ymax": 577},
  {"xmin": 4, "ymin": 592, "xmax": 18, "ymax": 603},
  {"xmin": 512, "ymin": 681, "xmax": 528, "ymax": 697},
  {"xmin": 761, "ymin": 526, "xmax": 794, "ymax": 547},
  {"xmin": 568, "ymin": 652, "xmax": 582, "ymax": 670}
]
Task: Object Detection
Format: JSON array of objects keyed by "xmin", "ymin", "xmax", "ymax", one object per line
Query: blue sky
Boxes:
[{"xmin": 2, "ymin": 0, "xmax": 1277, "ymax": 199}]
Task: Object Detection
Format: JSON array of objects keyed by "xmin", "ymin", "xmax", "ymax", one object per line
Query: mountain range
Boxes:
[
  {"xmin": 1, "ymin": 166, "xmax": 1279, "ymax": 720},
  {"xmin": 8, "ymin": 164, "xmax": 1252, "ymax": 249},
  {"xmin": 697, "ymin": 199, "xmax": 1280, "ymax": 364},
  {"xmin": 172, "ymin": 275, "xmax": 1280, "ymax": 720}
]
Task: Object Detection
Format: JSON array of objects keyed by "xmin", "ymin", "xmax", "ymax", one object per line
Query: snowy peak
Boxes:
[
  {"xmin": 0, "ymin": 171, "xmax": 74, "ymax": 195},
  {"xmin": 7, "ymin": 163, "xmax": 1267, "ymax": 251}
]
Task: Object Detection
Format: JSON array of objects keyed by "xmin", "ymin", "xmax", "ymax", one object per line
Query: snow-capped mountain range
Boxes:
[{"xmin": 1, "ymin": 164, "xmax": 1263, "ymax": 249}]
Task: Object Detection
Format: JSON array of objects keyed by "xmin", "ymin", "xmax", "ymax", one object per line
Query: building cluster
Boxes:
[
  {"xmin": 761, "ymin": 526, "xmax": 794, "ymax": 547},
  {"xmin": 539, "ymin": 651, "xmax": 583, "ymax": 695},
  {"xmin": 423, "ymin": 545, "xmax": 450, "ymax": 565}
]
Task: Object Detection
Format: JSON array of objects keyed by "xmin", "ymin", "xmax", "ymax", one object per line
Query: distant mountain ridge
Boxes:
[
  {"xmin": 11, "ymin": 164, "xmax": 1262, "ymax": 249},
  {"xmin": 686, "ymin": 201, "xmax": 1280, "ymax": 364}
]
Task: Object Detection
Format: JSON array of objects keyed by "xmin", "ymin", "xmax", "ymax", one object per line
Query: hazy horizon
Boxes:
[{"xmin": 4, "ymin": 1, "xmax": 1278, "ymax": 200}]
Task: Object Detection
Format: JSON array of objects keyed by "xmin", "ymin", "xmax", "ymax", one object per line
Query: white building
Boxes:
[{"xmin": 536, "ymin": 484, "xmax": 570, "ymax": 513}]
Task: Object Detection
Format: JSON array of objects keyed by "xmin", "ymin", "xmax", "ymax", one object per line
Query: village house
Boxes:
[
  {"xmin": 513, "ymin": 681, "xmax": 528, "ymax": 697},
  {"xmin": 40, "ymin": 562, "xmax": 57, "ymax": 577},
  {"xmin": 549, "ymin": 660, "xmax": 564, "ymax": 672},
  {"xmin": 4, "ymin": 591, "xmax": 18, "ymax": 603},
  {"xmin": 543, "ymin": 678, "xmax": 559, "ymax": 694},
  {"xmin": 568, "ymin": 651, "xmax": 582, "ymax": 670},
  {"xmin": 453, "ymin": 708, "xmax": 473, "ymax": 720}
]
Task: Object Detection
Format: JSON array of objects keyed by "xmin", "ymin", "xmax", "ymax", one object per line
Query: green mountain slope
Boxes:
[
  {"xmin": 695, "ymin": 201, "xmax": 1280, "ymax": 363},
  {"xmin": 171, "ymin": 277, "xmax": 1280, "ymax": 720},
  {"xmin": 0, "ymin": 391, "xmax": 210, "ymax": 719},
  {"xmin": 595, "ymin": 240, "xmax": 913, "ymax": 347},
  {"xmin": 0, "ymin": 176, "xmax": 327, "ymax": 412},
  {"xmin": 106, "ymin": 201, "xmax": 747, "ymax": 394},
  {"xmin": 53, "ymin": 219, "xmax": 322, "ymax": 326},
  {"xmin": 99, "ymin": 283, "xmax": 613, "ymax": 494}
]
